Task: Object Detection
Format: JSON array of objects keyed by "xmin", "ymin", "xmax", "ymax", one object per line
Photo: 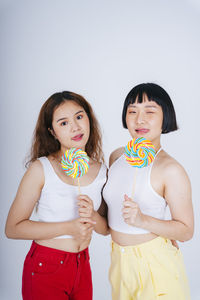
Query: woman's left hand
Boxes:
[
  {"xmin": 122, "ymin": 194, "xmax": 145, "ymax": 227},
  {"xmin": 171, "ymin": 240, "xmax": 179, "ymax": 249},
  {"xmin": 77, "ymin": 195, "xmax": 95, "ymax": 220}
]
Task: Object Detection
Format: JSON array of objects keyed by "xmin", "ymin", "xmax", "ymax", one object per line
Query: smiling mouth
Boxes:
[
  {"xmin": 71, "ymin": 134, "xmax": 84, "ymax": 141},
  {"xmin": 135, "ymin": 129, "xmax": 149, "ymax": 134}
]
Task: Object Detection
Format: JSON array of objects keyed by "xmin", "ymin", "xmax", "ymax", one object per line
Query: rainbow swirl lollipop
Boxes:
[
  {"xmin": 124, "ymin": 137, "xmax": 156, "ymax": 168},
  {"xmin": 61, "ymin": 148, "xmax": 90, "ymax": 178}
]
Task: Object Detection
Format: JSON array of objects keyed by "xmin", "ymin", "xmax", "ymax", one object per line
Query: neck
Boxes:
[
  {"xmin": 154, "ymin": 143, "xmax": 161, "ymax": 152},
  {"xmin": 149, "ymin": 136, "xmax": 161, "ymax": 152}
]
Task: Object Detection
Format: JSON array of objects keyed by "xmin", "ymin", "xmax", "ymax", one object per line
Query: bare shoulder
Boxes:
[
  {"xmin": 26, "ymin": 159, "xmax": 44, "ymax": 174},
  {"xmin": 6, "ymin": 159, "xmax": 45, "ymax": 227},
  {"xmin": 109, "ymin": 147, "xmax": 124, "ymax": 167},
  {"xmin": 88, "ymin": 159, "xmax": 102, "ymax": 170},
  {"xmin": 23, "ymin": 159, "xmax": 44, "ymax": 187},
  {"xmin": 157, "ymin": 150, "xmax": 190, "ymax": 182}
]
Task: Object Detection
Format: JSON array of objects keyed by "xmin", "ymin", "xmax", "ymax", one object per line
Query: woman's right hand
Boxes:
[{"xmin": 71, "ymin": 217, "xmax": 95, "ymax": 242}]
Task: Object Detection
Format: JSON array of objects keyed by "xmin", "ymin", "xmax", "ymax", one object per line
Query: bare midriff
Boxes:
[
  {"xmin": 35, "ymin": 237, "xmax": 91, "ymax": 253},
  {"xmin": 110, "ymin": 229, "xmax": 158, "ymax": 246}
]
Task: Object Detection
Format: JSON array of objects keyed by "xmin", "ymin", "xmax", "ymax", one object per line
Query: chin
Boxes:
[{"xmin": 75, "ymin": 143, "xmax": 86, "ymax": 150}]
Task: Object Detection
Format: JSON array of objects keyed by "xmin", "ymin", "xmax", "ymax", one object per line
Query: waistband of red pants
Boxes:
[{"xmin": 28, "ymin": 240, "xmax": 90, "ymax": 260}]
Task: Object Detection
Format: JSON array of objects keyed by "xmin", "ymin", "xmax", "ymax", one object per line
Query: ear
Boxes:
[{"xmin": 48, "ymin": 127, "xmax": 57, "ymax": 139}]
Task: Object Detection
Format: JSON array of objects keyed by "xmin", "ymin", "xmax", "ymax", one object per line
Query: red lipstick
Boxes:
[
  {"xmin": 135, "ymin": 128, "xmax": 149, "ymax": 134},
  {"xmin": 71, "ymin": 134, "xmax": 83, "ymax": 141}
]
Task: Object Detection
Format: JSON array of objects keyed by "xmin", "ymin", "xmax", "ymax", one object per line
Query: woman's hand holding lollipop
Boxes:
[
  {"xmin": 122, "ymin": 194, "xmax": 146, "ymax": 227},
  {"xmin": 61, "ymin": 147, "xmax": 96, "ymax": 238},
  {"xmin": 71, "ymin": 217, "xmax": 95, "ymax": 242},
  {"xmin": 77, "ymin": 195, "xmax": 95, "ymax": 220},
  {"xmin": 123, "ymin": 137, "xmax": 156, "ymax": 227}
]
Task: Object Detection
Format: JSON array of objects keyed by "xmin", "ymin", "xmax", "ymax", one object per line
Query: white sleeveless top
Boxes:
[
  {"xmin": 36, "ymin": 157, "xmax": 107, "ymax": 238},
  {"xmin": 103, "ymin": 149, "xmax": 167, "ymax": 234}
]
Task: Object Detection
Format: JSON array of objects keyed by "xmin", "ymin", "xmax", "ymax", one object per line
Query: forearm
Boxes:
[
  {"xmin": 93, "ymin": 211, "xmax": 110, "ymax": 235},
  {"xmin": 141, "ymin": 215, "xmax": 193, "ymax": 241},
  {"xmin": 5, "ymin": 219, "xmax": 74, "ymax": 240}
]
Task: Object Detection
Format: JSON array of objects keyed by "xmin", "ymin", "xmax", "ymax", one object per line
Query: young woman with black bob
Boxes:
[{"xmin": 103, "ymin": 83, "xmax": 193, "ymax": 300}]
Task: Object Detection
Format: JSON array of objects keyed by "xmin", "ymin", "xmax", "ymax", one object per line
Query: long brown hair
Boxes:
[{"xmin": 26, "ymin": 91, "xmax": 104, "ymax": 166}]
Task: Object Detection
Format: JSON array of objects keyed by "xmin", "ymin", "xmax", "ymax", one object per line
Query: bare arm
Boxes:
[
  {"xmin": 109, "ymin": 147, "xmax": 124, "ymax": 167},
  {"xmin": 78, "ymin": 196, "xmax": 110, "ymax": 235},
  {"xmin": 5, "ymin": 160, "xmax": 94, "ymax": 240},
  {"xmin": 95, "ymin": 199, "xmax": 110, "ymax": 235},
  {"xmin": 123, "ymin": 163, "xmax": 194, "ymax": 242}
]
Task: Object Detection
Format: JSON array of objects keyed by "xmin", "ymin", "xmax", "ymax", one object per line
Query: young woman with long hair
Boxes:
[{"xmin": 5, "ymin": 91, "xmax": 109, "ymax": 300}]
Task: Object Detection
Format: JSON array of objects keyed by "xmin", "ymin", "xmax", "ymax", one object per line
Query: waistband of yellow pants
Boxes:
[{"xmin": 111, "ymin": 236, "xmax": 173, "ymax": 256}]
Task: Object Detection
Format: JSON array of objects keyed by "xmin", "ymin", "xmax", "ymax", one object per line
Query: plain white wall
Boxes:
[{"xmin": 1, "ymin": 0, "xmax": 200, "ymax": 299}]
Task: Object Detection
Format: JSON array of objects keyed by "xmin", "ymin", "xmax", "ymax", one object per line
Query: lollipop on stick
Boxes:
[
  {"xmin": 61, "ymin": 148, "xmax": 90, "ymax": 194},
  {"xmin": 124, "ymin": 137, "xmax": 156, "ymax": 199}
]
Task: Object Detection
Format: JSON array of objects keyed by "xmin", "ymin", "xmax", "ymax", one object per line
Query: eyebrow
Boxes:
[
  {"xmin": 128, "ymin": 104, "xmax": 157, "ymax": 108},
  {"xmin": 56, "ymin": 110, "xmax": 84, "ymax": 122}
]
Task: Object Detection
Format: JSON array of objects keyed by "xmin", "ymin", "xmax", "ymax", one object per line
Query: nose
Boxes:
[
  {"xmin": 136, "ymin": 111, "xmax": 145, "ymax": 124},
  {"xmin": 70, "ymin": 119, "xmax": 80, "ymax": 132}
]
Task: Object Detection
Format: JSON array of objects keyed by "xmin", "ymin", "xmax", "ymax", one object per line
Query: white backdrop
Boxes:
[{"xmin": 1, "ymin": 0, "xmax": 200, "ymax": 299}]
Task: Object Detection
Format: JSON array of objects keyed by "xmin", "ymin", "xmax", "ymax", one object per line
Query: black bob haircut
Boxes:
[{"xmin": 122, "ymin": 83, "xmax": 178, "ymax": 134}]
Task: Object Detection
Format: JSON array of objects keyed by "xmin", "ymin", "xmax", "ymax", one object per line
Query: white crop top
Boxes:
[
  {"xmin": 36, "ymin": 157, "xmax": 107, "ymax": 238},
  {"xmin": 103, "ymin": 149, "xmax": 167, "ymax": 234}
]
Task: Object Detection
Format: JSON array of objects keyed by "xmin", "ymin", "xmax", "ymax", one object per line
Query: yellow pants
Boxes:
[{"xmin": 109, "ymin": 237, "xmax": 190, "ymax": 300}]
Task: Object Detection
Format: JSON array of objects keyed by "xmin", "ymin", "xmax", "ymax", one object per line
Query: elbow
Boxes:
[
  {"xmin": 186, "ymin": 224, "xmax": 194, "ymax": 241},
  {"xmin": 184, "ymin": 230, "xmax": 194, "ymax": 242},
  {"xmin": 102, "ymin": 229, "xmax": 110, "ymax": 236},
  {"xmin": 5, "ymin": 227, "xmax": 12, "ymax": 239},
  {"xmin": 180, "ymin": 227, "xmax": 194, "ymax": 242},
  {"xmin": 95, "ymin": 227, "xmax": 110, "ymax": 236},
  {"xmin": 5, "ymin": 218, "xmax": 26, "ymax": 239},
  {"xmin": 5, "ymin": 224, "xmax": 16, "ymax": 239},
  {"xmin": 103, "ymin": 227, "xmax": 110, "ymax": 236},
  {"xmin": 106, "ymin": 227, "xmax": 111, "ymax": 236}
]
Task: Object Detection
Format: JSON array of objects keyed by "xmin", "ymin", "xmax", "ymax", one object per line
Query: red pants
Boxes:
[{"xmin": 22, "ymin": 241, "xmax": 92, "ymax": 300}]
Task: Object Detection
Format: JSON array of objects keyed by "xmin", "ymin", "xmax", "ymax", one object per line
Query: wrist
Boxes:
[
  {"xmin": 139, "ymin": 214, "xmax": 148, "ymax": 229},
  {"xmin": 64, "ymin": 220, "xmax": 74, "ymax": 236}
]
